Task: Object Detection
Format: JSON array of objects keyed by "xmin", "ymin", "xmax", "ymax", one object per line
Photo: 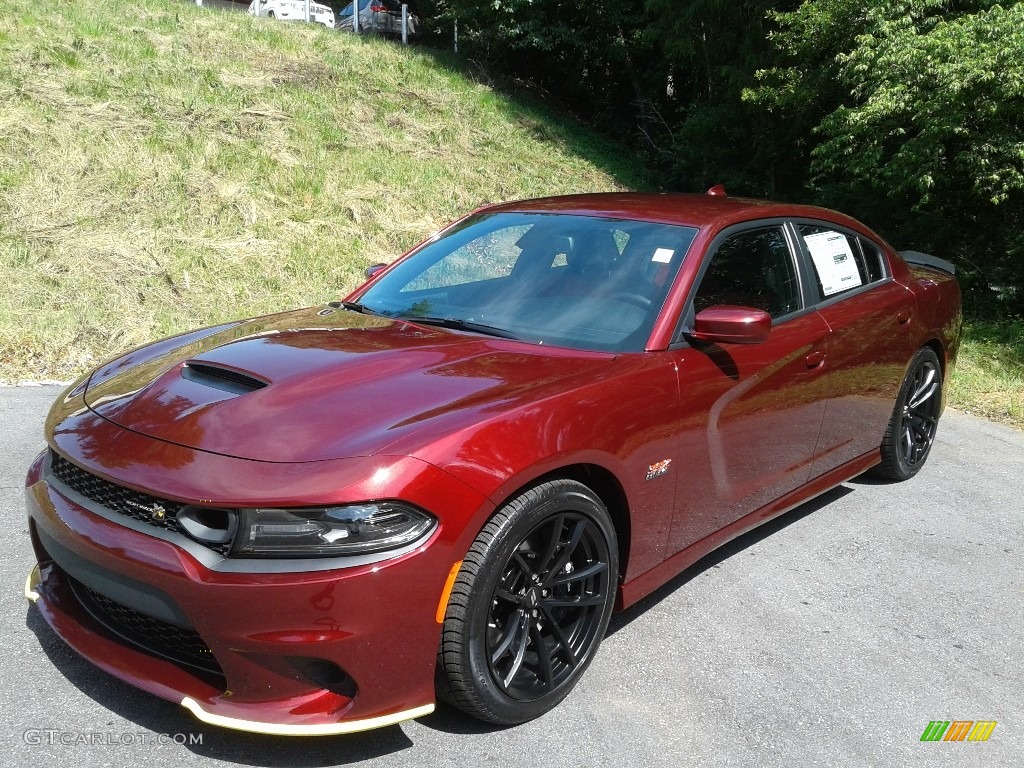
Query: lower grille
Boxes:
[{"xmin": 69, "ymin": 576, "xmax": 223, "ymax": 677}]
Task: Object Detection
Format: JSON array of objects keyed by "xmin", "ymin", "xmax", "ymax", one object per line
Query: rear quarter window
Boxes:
[{"xmin": 798, "ymin": 225, "xmax": 886, "ymax": 299}]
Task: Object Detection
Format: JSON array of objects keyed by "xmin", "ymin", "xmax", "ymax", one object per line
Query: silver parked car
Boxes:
[{"xmin": 337, "ymin": 0, "xmax": 419, "ymax": 37}]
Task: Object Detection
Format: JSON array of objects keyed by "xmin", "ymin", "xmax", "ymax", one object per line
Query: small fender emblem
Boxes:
[{"xmin": 646, "ymin": 459, "xmax": 672, "ymax": 481}]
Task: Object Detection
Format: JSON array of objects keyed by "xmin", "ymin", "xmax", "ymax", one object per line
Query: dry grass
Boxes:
[
  {"xmin": 0, "ymin": 0, "xmax": 639, "ymax": 380},
  {"xmin": 3, "ymin": 2, "xmax": 1019, "ymax": 433}
]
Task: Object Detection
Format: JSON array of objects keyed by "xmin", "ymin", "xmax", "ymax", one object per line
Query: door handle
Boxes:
[
  {"xmin": 897, "ymin": 310, "xmax": 911, "ymax": 324},
  {"xmin": 806, "ymin": 350, "xmax": 825, "ymax": 369}
]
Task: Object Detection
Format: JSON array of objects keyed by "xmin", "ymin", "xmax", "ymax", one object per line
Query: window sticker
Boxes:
[
  {"xmin": 652, "ymin": 248, "xmax": 674, "ymax": 264},
  {"xmin": 804, "ymin": 231, "xmax": 863, "ymax": 296}
]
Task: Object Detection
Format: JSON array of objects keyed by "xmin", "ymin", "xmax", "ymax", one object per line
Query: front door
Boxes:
[{"xmin": 666, "ymin": 224, "xmax": 832, "ymax": 554}]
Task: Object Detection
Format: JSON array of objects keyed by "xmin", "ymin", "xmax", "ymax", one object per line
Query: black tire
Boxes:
[
  {"xmin": 437, "ymin": 479, "xmax": 618, "ymax": 725},
  {"xmin": 875, "ymin": 347, "xmax": 943, "ymax": 481}
]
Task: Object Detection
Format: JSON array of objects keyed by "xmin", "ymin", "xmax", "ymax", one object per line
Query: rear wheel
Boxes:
[
  {"xmin": 876, "ymin": 347, "xmax": 943, "ymax": 481},
  {"xmin": 437, "ymin": 479, "xmax": 617, "ymax": 724}
]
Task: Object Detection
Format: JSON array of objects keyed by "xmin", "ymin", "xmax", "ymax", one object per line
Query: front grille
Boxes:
[
  {"xmin": 69, "ymin": 575, "xmax": 223, "ymax": 677},
  {"xmin": 48, "ymin": 451, "xmax": 231, "ymax": 556}
]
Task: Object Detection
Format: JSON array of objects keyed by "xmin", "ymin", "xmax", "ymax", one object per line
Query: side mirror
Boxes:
[
  {"xmin": 365, "ymin": 263, "xmax": 388, "ymax": 279},
  {"xmin": 689, "ymin": 305, "xmax": 771, "ymax": 345}
]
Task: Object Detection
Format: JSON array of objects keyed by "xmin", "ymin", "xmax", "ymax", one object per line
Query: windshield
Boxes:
[{"xmin": 357, "ymin": 212, "xmax": 698, "ymax": 352}]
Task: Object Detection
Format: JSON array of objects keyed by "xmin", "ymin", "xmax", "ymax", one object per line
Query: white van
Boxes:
[{"xmin": 248, "ymin": 0, "xmax": 337, "ymax": 29}]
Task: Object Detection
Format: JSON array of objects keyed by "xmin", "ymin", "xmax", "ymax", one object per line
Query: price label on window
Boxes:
[{"xmin": 804, "ymin": 231, "xmax": 862, "ymax": 296}]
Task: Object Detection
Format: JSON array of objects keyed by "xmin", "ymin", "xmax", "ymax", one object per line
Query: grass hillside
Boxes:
[
  {"xmin": 0, "ymin": 0, "xmax": 641, "ymax": 381},
  {"xmin": 948, "ymin": 320, "xmax": 1023, "ymax": 427},
  {"xmin": 0, "ymin": 0, "xmax": 1019, "ymax": 428}
]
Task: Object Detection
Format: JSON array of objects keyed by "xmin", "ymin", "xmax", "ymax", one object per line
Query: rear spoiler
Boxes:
[{"xmin": 899, "ymin": 250, "xmax": 956, "ymax": 275}]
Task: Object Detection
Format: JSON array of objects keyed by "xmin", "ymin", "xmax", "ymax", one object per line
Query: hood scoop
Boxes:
[{"xmin": 181, "ymin": 361, "xmax": 268, "ymax": 395}]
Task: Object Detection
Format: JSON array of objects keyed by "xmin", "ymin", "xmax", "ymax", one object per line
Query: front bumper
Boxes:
[
  {"xmin": 28, "ymin": 559, "xmax": 435, "ymax": 736},
  {"xmin": 24, "ymin": 435, "xmax": 489, "ymax": 734}
]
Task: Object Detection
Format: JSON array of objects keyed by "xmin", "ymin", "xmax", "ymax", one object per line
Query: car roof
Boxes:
[{"xmin": 477, "ymin": 192, "xmax": 867, "ymax": 233}]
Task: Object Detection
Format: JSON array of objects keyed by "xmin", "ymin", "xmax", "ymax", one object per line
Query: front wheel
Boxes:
[
  {"xmin": 875, "ymin": 346, "xmax": 943, "ymax": 481},
  {"xmin": 437, "ymin": 479, "xmax": 618, "ymax": 724}
]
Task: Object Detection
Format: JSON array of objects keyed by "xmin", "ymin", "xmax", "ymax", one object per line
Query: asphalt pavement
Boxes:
[{"xmin": 1, "ymin": 384, "xmax": 1020, "ymax": 767}]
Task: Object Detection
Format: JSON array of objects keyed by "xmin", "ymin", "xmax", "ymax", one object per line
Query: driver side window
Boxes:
[{"xmin": 693, "ymin": 227, "xmax": 801, "ymax": 319}]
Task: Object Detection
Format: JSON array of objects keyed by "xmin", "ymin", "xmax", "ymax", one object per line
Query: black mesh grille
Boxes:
[
  {"xmin": 48, "ymin": 451, "xmax": 231, "ymax": 556},
  {"xmin": 69, "ymin": 576, "xmax": 223, "ymax": 676}
]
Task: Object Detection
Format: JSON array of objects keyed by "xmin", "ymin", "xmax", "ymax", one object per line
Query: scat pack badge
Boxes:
[
  {"xmin": 645, "ymin": 459, "xmax": 672, "ymax": 481},
  {"xmin": 122, "ymin": 500, "xmax": 167, "ymax": 521}
]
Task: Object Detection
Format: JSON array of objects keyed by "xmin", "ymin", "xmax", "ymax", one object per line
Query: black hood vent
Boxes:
[{"xmin": 181, "ymin": 361, "xmax": 268, "ymax": 394}]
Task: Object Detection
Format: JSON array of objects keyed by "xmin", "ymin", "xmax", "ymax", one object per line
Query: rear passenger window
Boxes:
[{"xmin": 798, "ymin": 225, "xmax": 885, "ymax": 298}]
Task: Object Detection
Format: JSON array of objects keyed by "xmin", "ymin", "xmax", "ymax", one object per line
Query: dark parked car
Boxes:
[
  {"xmin": 336, "ymin": 0, "xmax": 418, "ymax": 37},
  {"xmin": 25, "ymin": 190, "xmax": 961, "ymax": 734}
]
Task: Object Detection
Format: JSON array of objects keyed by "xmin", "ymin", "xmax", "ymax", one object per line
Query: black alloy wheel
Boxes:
[
  {"xmin": 437, "ymin": 479, "xmax": 618, "ymax": 724},
  {"xmin": 876, "ymin": 346, "xmax": 943, "ymax": 481}
]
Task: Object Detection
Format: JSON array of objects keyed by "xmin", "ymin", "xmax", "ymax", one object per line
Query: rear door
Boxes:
[
  {"xmin": 790, "ymin": 222, "xmax": 919, "ymax": 478},
  {"xmin": 666, "ymin": 222, "xmax": 832, "ymax": 554}
]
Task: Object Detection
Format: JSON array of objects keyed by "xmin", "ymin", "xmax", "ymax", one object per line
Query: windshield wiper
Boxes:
[
  {"xmin": 331, "ymin": 300, "xmax": 382, "ymax": 316},
  {"xmin": 397, "ymin": 315, "xmax": 521, "ymax": 340}
]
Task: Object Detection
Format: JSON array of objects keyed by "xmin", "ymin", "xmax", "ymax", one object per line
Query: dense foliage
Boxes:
[
  {"xmin": 755, "ymin": 0, "xmax": 1024, "ymax": 312},
  {"xmin": 423, "ymin": 0, "xmax": 1024, "ymax": 314}
]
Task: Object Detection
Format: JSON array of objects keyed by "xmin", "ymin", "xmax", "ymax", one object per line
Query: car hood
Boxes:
[{"xmin": 83, "ymin": 306, "xmax": 616, "ymax": 463}]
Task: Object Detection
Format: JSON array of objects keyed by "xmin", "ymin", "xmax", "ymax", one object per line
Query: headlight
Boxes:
[{"xmin": 232, "ymin": 502, "xmax": 435, "ymax": 558}]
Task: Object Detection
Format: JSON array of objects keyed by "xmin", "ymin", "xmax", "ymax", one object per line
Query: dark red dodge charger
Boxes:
[{"xmin": 25, "ymin": 191, "xmax": 961, "ymax": 734}]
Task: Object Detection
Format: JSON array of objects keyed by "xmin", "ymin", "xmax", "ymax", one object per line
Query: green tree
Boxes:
[
  {"xmin": 751, "ymin": 1, "xmax": 1024, "ymax": 311},
  {"xmin": 427, "ymin": 0, "xmax": 794, "ymax": 194},
  {"xmin": 426, "ymin": 0, "xmax": 653, "ymax": 133},
  {"xmin": 644, "ymin": 0, "xmax": 799, "ymax": 194}
]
